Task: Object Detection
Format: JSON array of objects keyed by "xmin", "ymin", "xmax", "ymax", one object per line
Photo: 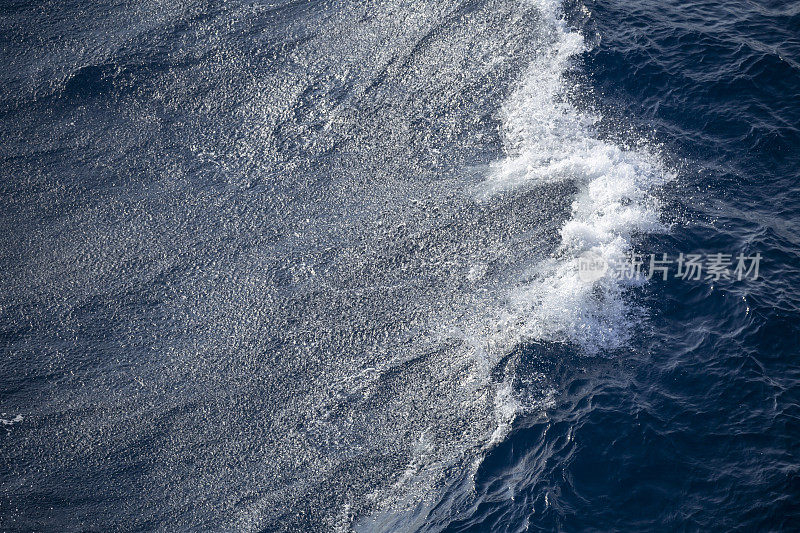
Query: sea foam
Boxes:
[{"xmin": 479, "ymin": 0, "xmax": 669, "ymax": 354}]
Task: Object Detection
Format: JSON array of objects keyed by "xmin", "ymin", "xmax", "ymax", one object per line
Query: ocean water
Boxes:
[{"xmin": 1, "ymin": 0, "xmax": 798, "ymax": 531}]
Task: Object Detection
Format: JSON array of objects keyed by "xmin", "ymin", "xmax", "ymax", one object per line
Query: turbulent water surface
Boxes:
[{"xmin": 1, "ymin": 0, "xmax": 798, "ymax": 531}]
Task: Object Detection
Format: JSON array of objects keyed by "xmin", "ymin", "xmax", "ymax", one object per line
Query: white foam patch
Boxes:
[
  {"xmin": 1, "ymin": 414, "xmax": 23, "ymax": 432},
  {"xmin": 478, "ymin": 0, "xmax": 670, "ymax": 354}
]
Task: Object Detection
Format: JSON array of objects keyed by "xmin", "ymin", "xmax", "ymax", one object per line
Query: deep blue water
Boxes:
[{"xmin": 1, "ymin": 0, "xmax": 799, "ymax": 531}]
